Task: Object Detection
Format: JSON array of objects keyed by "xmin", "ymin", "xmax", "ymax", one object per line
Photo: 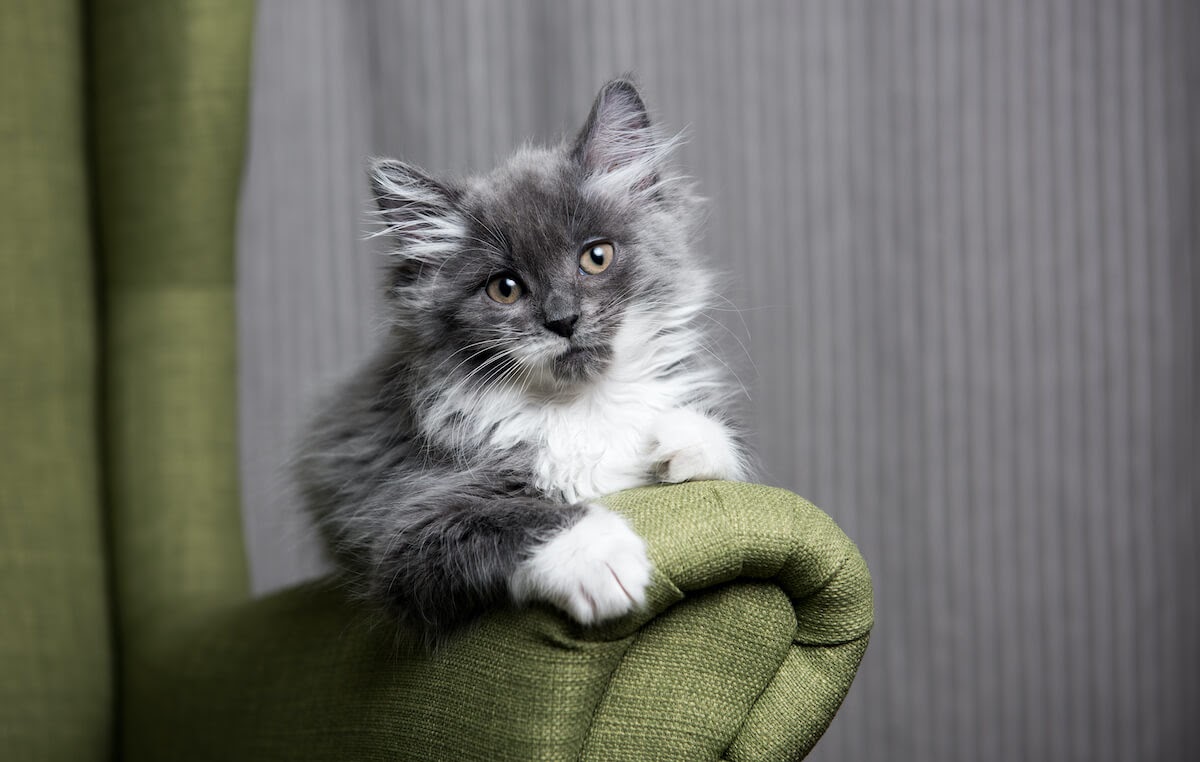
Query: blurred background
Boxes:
[{"xmin": 237, "ymin": 2, "xmax": 1198, "ymax": 760}]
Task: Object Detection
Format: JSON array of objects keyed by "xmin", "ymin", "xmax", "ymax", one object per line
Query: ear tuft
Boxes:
[
  {"xmin": 572, "ymin": 78, "xmax": 679, "ymax": 197},
  {"xmin": 370, "ymin": 158, "xmax": 458, "ymax": 216},
  {"xmin": 367, "ymin": 158, "xmax": 464, "ymax": 263},
  {"xmin": 573, "ymin": 79, "xmax": 651, "ymax": 170}
]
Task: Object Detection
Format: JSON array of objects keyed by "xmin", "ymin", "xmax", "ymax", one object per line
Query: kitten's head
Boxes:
[{"xmin": 371, "ymin": 78, "xmax": 705, "ymax": 387}]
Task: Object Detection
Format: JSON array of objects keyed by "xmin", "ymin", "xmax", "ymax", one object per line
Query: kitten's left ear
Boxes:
[
  {"xmin": 369, "ymin": 158, "xmax": 463, "ymax": 259},
  {"xmin": 572, "ymin": 78, "xmax": 675, "ymax": 195}
]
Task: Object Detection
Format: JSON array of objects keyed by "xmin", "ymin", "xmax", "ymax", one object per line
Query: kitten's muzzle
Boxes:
[{"xmin": 552, "ymin": 342, "xmax": 611, "ymax": 383}]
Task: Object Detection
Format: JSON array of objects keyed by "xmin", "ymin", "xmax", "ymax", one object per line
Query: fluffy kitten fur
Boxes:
[{"xmin": 298, "ymin": 78, "xmax": 751, "ymax": 646}]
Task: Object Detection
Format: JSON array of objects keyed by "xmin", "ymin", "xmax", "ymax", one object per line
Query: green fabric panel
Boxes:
[
  {"xmin": 131, "ymin": 483, "xmax": 871, "ymax": 760},
  {"xmin": 578, "ymin": 584, "xmax": 796, "ymax": 761},
  {"xmin": 596, "ymin": 482, "xmax": 873, "ymax": 760},
  {"xmin": 604, "ymin": 481, "xmax": 875, "ymax": 646},
  {"xmin": 725, "ymin": 636, "xmax": 871, "ymax": 762},
  {"xmin": 125, "ymin": 582, "xmax": 631, "ymax": 761},
  {"xmin": 89, "ymin": 0, "xmax": 255, "ymax": 647},
  {"xmin": 105, "ymin": 287, "xmax": 242, "ymax": 635},
  {"xmin": 91, "ymin": 0, "xmax": 255, "ymax": 290},
  {"xmin": 0, "ymin": 1, "xmax": 115, "ymax": 760}
]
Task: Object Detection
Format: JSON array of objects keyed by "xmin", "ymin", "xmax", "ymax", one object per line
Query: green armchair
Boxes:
[{"xmin": 0, "ymin": 1, "xmax": 872, "ymax": 760}]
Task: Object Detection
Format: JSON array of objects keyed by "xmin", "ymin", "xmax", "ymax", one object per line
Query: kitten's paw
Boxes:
[
  {"xmin": 509, "ymin": 505, "xmax": 652, "ymax": 625},
  {"xmin": 651, "ymin": 408, "xmax": 747, "ymax": 484}
]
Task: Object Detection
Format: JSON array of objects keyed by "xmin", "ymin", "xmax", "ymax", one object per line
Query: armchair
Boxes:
[{"xmin": 0, "ymin": 1, "xmax": 871, "ymax": 759}]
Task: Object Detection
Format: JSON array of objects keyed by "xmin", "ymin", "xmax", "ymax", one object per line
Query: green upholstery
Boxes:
[
  {"xmin": 92, "ymin": 0, "xmax": 255, "ymax": 642},
  {"xmin": 88, "ymin": 3, "xmax": 256, "ymax": 750},
  {"xmin": 1, "ymin": 2, "xmax": 113, "ymax": 758},
  {"xmin": 132, "ymin": 482, "xmax": 871, "ymax": 761},
  {"xmin": 0, "ymin": 2, "xmax": 872, "ymax": 760}
]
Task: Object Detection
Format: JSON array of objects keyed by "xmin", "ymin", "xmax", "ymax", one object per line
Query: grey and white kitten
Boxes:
[{"xmin": 298, "ymin": 79, "xmax": 750, "ymax": 646}]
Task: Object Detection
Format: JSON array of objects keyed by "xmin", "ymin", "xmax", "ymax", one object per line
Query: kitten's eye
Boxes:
[
  {"xmin": 485, "ymin": 274, "xmax": 523, "ymax": 304},
  {"xmin": 579, "ymin": 241, "xmax": 615, "ymax": 275}
]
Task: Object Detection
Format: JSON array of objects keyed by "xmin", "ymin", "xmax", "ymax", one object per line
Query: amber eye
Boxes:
[
  {"xmin": 579, "ymin": 241, "xmax": 615, "ymax": 275},
  {"xmin": 485, "ymin": 274, "xmax": 523, "ymax": 304}
]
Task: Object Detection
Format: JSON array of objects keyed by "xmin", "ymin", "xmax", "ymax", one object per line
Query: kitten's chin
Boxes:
[{"xmin": 551, "ymin": 345, "xmax": 612, "ymax": 385}]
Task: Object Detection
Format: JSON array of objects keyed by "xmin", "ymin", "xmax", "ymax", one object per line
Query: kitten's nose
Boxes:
[{"xmin": 544, "ymin": 313, "xmax": 579, "ymax": 338}]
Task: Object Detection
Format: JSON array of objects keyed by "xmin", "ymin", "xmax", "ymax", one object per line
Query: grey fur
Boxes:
[{"xmin": 297, "ymin": 78, "xmax": 746, "ymax": 647}]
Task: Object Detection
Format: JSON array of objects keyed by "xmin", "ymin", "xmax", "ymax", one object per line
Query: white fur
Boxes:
[
  {"xmin": 581, "ymin": 128, "xmax": 685, "ymax": 203},
  {"xmin": 509, "ymin": 504, "xmax": 651, "ymax": 624},
  {"xmin": 526, "ymin": 373, "xmax": 669, "ymax": 503},
  {"xmin": 651, "ymin": 407, "xmax": 747, "ymax": 483},
  {"xmin": 368, "ymin": 158, "xmax": 468, "ymax": 264},
  {"xmin": 417, "ymin": 301, "xmax": 738, "ymax": 503},
  {"xmin": 523, "ymin": 309, "xmax": 739, "ymax": 501}
]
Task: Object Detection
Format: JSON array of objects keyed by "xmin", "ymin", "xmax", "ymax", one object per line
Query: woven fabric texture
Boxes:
[
  {"xmin": 91, "ymin": 0, "xmax": 255, "ymax": 641},
  {"xmin": 0, "ymin": 2, "xmax": 114, "ymax": 759},
  {"xmin": 132, "ymin": 482, "xmax": 872, "ymax": 762},
  {"xmin": 86, "ymin": 0, "xmax": 257, "ymax": 754}
]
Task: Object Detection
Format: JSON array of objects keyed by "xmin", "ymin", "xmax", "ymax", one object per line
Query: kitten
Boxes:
[{"xmin": 298, "ymin": 78, "xmax": 751, "ymax": 647}]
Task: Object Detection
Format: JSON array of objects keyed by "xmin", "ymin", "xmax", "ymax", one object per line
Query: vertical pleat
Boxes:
[{"xmin": 0, "ymin": 2, "xmax": 114, "ymax": 758}]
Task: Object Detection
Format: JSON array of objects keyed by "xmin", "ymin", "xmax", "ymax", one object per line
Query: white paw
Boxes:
[
  {"xmin": 509, "ymin": 505, "xmax": 652, "ymax": 625},
  {"xmin": 651, "ymin": 408, "xmax": 747, "ymax": 483}
]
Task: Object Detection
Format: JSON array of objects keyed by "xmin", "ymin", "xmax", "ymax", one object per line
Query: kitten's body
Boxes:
[{"xmin": 298, "ymin": 79, "xmax": 750, "ymax": 646}]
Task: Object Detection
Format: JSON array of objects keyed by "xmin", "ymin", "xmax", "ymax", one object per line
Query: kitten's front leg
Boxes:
[
  {"xmin": 651, "ymin": 407, "xmax": 747, "ymax": 484},
  {"xmin": 351, "ymin": 470, "xmax": 651, "ymax": 645},
  {"xmin": 509, "ymin": 503, "xmax": 651, "ymax": 625}
]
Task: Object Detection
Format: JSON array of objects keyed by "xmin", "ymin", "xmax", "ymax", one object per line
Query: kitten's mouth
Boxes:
[
  {"xmin": 552, "ymin": 343, "xmax": 611, "ymax": 383},
  {"xmin": 558, "ymin": 345, "xmax": 590, "ymax": 360}
]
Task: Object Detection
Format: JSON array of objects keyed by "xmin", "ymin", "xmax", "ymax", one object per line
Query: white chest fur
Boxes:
[
  {"xmin": 421, "ymin": 362, "xmax": 692, "ymax": 502},
  {"xmin": 422, "ymin": 312, "xmax": 733, "ymax": 503},
  {"xmin": 525, "ymin": 376, "xmax": 681, "ymax": 503}
]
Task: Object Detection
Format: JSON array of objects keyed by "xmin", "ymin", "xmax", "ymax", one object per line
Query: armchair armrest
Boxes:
[{"xmin": 126, "ymin": 482, "xmax": 872, "ymax": 761}]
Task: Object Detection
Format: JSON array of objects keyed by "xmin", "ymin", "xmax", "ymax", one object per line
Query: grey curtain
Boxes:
[{"xmin": 237, "ymin": 2, "xmax": 1199, "ymax": 759}]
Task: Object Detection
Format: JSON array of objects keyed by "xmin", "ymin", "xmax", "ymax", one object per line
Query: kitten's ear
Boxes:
[
  {"xmin": 369, "ymin": 158, "xmax": 463, "ymax": 256},
  {"xmin": 572, "ymin": 78, "xmax": 675, "ymax": 196}
]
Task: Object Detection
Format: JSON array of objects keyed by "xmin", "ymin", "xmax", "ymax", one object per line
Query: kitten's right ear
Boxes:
[
  {"xmin": 369, "ymin": 158, "xmax": 463, "ymax": 256},
  {"xmin": 571, "ymin": 78, "xmax": 677, "ymax": 199}
]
